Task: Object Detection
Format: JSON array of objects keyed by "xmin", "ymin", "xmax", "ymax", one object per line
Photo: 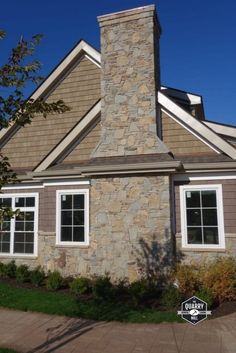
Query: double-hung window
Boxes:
[
  {"xmin": 180, "ymin": 185, "xmax": 225, "ymax": 249},
  {"xmin": 0, "ymin": 193, "xmax": 38, "ymax": 256},
  {"xmin": 56, "ymin": 189, "xmax": 89, "ymax": 246}
]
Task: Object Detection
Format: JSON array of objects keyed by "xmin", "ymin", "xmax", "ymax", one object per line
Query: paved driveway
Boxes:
[{"xmin": 0, "ymin": 308, "xmax": 235, "ymax": 353}]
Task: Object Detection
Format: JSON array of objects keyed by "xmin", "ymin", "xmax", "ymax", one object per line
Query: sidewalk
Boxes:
[{"xmin": 0, "ymin": 308, "xmax": 235, "ymax": 353}]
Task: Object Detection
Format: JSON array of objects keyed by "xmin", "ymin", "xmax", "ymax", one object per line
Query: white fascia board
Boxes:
[
  {"xmin": 161, "ymin": 86, "xmax": 202, "ymax": 105},
  {"xmin": 34, "ymin": 100, "xmax": 101, "ymax": 172},
  {"xmin": 204, "ymin": 121, "xmax": 236, "ymax": 138},
  {"xmin": 158, "ymin": 91, "xmax": 236, "ymax": 159},
  {"xmin": 174, "ymin": 172, "xmax": 236, "ymax": 182},
  {"xmin": 0, "ymin": 40, "xmax": 101, "ymax": 142}
]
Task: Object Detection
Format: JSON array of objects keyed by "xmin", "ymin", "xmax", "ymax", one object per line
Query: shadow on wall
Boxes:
[{"xmin": 135, "ymin": 230, "xmax": 184, "ymax": 284}]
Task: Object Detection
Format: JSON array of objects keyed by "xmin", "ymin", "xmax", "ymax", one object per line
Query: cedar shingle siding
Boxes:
[
  {"xmin": 162, "ymin": 112, "xmax": 217, "ymax": 155},
  {"xmin": 1, "ymin": 57, "xmax": 100, "ymax": 170}
]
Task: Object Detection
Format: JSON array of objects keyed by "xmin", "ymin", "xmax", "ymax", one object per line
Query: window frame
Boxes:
[
  {"xmin": 56, "ymin": 189, "xmax": 89, "ymax": 246},
  {"xmin": 0, "ymin": 193, "xmax": 39, "ymax": 257},
  {"xmin": 179, "ymin": 184, "xmax": 225, "ymax": 249}
]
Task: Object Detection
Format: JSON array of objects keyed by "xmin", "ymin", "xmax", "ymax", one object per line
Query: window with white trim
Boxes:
[
  {"xmin": 180, "ymin": 185, "xmax": 225, "ymax": 248},
  {"xmin": 0, "ymin": 193, "xmax": 38, "ymax": 256},
  {"xmin": 56, "ymin": 190, "xmax": 89, "ymax": 245}
]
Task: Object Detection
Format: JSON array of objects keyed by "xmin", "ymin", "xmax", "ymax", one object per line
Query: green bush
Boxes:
[
  {"xmin": 128, "ymin": 279, "xmax": 150, "ymax": 306},
  {"xmin": 160, "ymin": 286, "xmax": 183, "ymax": 309},
  {"xmin": 30, "ymin": 266, "xmax": 45, "ymax": 287},
  {"xmin": 70, "ymin": 277, "xmax": 92, "ymax": 296},
  {"xmin": 0, "ymin": 262, "xmax": 5, "ymax": 277},
  {"xmin": 4, "ymin": 261, "xmax": 17, "ymax": 278},
  {"xmin": 15, "ymin": 265, "xmax": 29, "ymax": 283},
  {"xmin": 46, "ymin": 271, "xmax": 63, "ymax": 291},
  {"xmin": 196, "ymin": 287, "xmax": 214, "ymax": 308},
  {"xmin": 92, "ymin": 276, "xmax": 113, "ymax": 300},
  {"xmin": 175, "ymin": 263, "xmax": 201, "ymax": 297}
]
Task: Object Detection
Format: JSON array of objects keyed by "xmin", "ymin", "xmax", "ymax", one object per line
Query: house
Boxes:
[{"xmin": 0, "ymin": 5, "xmax": 235, "ymax": 281}]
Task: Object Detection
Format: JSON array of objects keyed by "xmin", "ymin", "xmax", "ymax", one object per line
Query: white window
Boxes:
[
  {"xmin": 56, "ymin": 189, "xmax": 89, "ymax": 246},
  {"xmin": 0, "ymin": 193, "xmax": 38, "ymax": 256},
  {"xmin": 180, "ymin": 185, "xmax": 225, "ymax": 249}
]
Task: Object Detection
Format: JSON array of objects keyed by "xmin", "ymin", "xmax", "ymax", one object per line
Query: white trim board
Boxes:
[
  {"xmin": 174, "ymin": 173, "xmax": 236, "ymax": 182},
  {"xmin": 204, "ymin": 121, "xmax": 236, "ymax": 139},
  {"xmin": 158, "ymin": 91, "xmax": 236, "ymax": 159},
  {"xmin": 2, "ymin": 180, "xmax": 90, "ymax": 190},
  {"xmin": 34, "ymin": 101, "xmax": 101, "ymax": 172},
  {"xmin": 0, "ymin": 40, "xmax": 101, "ymax": 142},
  {"xmin": 161, "ymin": 86, "xmax": 202, "ymax": 105}
]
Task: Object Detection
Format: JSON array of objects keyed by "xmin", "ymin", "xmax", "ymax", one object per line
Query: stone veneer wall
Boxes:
[
  {"xmin": 0, "ymin": 175, "xmax": 173, "ymax": 281},
  {"xmin": 93, "ymin": 6, "xmax": 168, "ymax": 157}
]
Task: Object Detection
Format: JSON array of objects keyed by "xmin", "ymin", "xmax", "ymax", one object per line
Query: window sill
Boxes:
[
  {"xmin": 55, "ymin": 244, "xmax": 89, "ymax": 249},
  {"xmin": 181, "ymin": 247, "xmax": 226, "ymax": 252},
  {"xmin": 0, "ymin": 254, "xmax": 38, "ymax": 259}
]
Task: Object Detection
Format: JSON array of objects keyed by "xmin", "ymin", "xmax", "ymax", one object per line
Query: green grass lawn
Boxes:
[
  {"xmin": 0, "ymin": 282, "xmax": 182, "ymax": 323},
  {"xmin": 0, "ymin": 349, "xmax": 19, "ymax": 353}
]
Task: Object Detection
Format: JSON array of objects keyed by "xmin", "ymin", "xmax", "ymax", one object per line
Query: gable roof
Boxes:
[
  {"xmin": 0, "ymin": 40, "xmax": 101, "ymax": 145},
  {"xmin": 158, "ymin": 91, "xmax": 236, "ymax": 159}
]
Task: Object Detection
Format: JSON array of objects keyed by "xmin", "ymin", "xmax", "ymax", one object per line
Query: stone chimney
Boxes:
[{"xmin": 92, "ymin": 5, "xmax": 168, "ymax": 157}]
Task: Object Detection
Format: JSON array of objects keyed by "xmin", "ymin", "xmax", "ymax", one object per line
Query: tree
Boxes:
[{"xmin": 0, "ymin": 31, "xmax": 69, "ymax": 221}]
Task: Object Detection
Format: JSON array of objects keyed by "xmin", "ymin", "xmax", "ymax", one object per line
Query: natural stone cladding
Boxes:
[{"xmin": 92, "ymin": 6, "xmax": 168, "ymax": 157}]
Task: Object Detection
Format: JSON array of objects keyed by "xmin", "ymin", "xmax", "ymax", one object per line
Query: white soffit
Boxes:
[
  {"xmin": 0, "ymin": 40, "xmax": 101, "ymax": 142},
  {"xmin": 158, "ymin": 91, "xmax": 236, "ymax": 159},
  {"xmin": 34, "ymin": 100, "xmax": 101, "ymax": 172},
  {"xmin": 204, "ymin": 121, "xmax": 236, "ymax": 138}
]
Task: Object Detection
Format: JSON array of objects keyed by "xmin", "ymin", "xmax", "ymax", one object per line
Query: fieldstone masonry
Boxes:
[{"xmin": 92, "ymin": 5, "xmax": 168, "ymax": 157}]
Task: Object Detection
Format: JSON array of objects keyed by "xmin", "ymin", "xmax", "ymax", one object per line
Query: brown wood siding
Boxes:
[
  {"xmin": 174, "ymin": 179, "xmax": 236, "ymax": 234},
  {"xmin": 62, "ymin": 120, "xmax": 101, "ymax": 163},
  {"xmin": 162, "ymin": 112, "xmax": 217, "ymax": 155},
  {"xmin": 1, "ymin": 57, "xmax": 100, "ymax": 170}
]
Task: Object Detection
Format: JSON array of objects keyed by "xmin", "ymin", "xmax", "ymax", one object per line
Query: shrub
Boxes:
[
  {"xmin": 70, "ymin": 277, "xmax": 92, "ymax": 296},
  {"xmin": 113, "ymin": 278, "xmax": 129, "ymax": 299},
  {"xmin": 202, "ymin": 257, "xmax": 236, "ymax": 303},
  {"xmin": 46, "ymin": 271, "xmax": 63, "ymax": 291},
  {"xmin": 0, "ymin": 262, "xmax": 5, "ymax": 277},
  {"xmin": 160, "ymin": 285, "xmax": 183, "ymax": 309},
  {"xmin": 196, "ymin": 287, "xmax": 214, "ymax": 308},
  {"xmin": 175, "ymin": 263, "xmax": 201, "ymax": 297},
  {"xmin": 16, "ymin": 265, "xmax": 30, "ymax": 283},
  {"xmin": 128, "ymin": 279, "xmax": 150, "ymax": 306},
  {"xmin": 92, "ymin": 276, "xmax": 113, "ymax": 300},
  {"xmin": 4, "ymin": 260, "xmax": 17, "ymax": 278},
  {"xmin": 30, "ymin": 266, "xmax": 45, "ymax": 287}
]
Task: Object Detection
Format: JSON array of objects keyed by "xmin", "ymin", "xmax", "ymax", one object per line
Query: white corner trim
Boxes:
[
  {"xmin": 0, "ymin": 40, "xmax": 101, "ymax": 143},
  {"xmin": 158, "ymin": 91, "xmax": 236, "ymax": 159},
  {"xmin": 179, "ymin": 184, "xmax": 225, "ymax": 250},
  {"xmin": 56, "ymin": 189, "xmax": 89, "ymax": 246},
  {"xmin": 204, "ymin": 121, "xmax": 236, "ymax": 138},
  {"xmin": 34, "ymin": 101, "xmax": 101, "ymax": 172}
]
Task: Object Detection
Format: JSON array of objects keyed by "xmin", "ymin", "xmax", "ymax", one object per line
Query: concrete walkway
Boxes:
[{"xmin": 0, "ymin": 308, "xmax": 235, "ymax": 353}]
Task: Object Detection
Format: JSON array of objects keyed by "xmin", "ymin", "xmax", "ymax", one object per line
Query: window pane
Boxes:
[
  {"xmin": 25, "ymin": 212, "xmax": 34, "ymax": 221},
  {"xmin": 74, "ymin": 227, "xmax": 85, "ymax": 242},
  {"xmin": 25, "ymin": 233, "xmax": 34, "ymax": 242},
  {"xmin": 61, "ymin": 227, "xmax": 72, "ymax": 241},
  {"xmin": 73, "ymin": 211, "xmax": 84, "ymax": 226},
  {"xmin": 2, "ymin": 242, "xmax": 10, "ymax": 253},
  {"xmin": 1, "ymin": 222, "xmax": 11, "ymax": 231},
  {"xmin": 74, "ymin": 195, "xmax": 84, "ymax": 209},
  {"xmin": 187, "ymin": 209, "xmax": 201, "ymax": 226},
  {"xmin": 187, "ymin": 227, "xmax": 202, "ymax": 244},
  {"xmin": 15, "ymin": 221, "xmax": 24, "ymax": 231},
  {"xmin": 186, "ymin": 191, "xmax": 200, "ymax": 208},
  {"xmin": 0, "ymin": 198, "xmax": 11, "ymax": 208},
  {"xmin": 61, "ymin": 195, "xmax": 72, "ymax": 209},
  {"xmin": 61, "ymin": 211, "xmax": 72, "ymax": 225},
  {"xmin": 203, "ymin": 228, "xmax": 219, "ymax": 244},
  {"xmin": 202, "ymin": 191, "xmax": 216, "ymax": 207},
  {"xmin": 14, "ymin": 243, "xmax": 24, "ymax": 253},
  {"xmin": 14, "ymin": 232, "xmax": 24, "ymax": 242},
  {"xmin": 26, "ymin": 197, "xmax": 35, "ymax": 207},
  {"xmin": 202, "ymin": 209, "xmax": 218, "ymax": 226},
  {"xmin": 25, "ymin": 243, "xmax": 34, "ymax": 254},
  {"xmin": 25, "ymin": 222, "xmax": 34, "ymax": 231},
  {"xmin": 15, "ymin": 197, "xmax": 25, "ymax": 207},
  {"xmin": 0, "ymin": 232, "xmax": 10, "ymax": 242}
]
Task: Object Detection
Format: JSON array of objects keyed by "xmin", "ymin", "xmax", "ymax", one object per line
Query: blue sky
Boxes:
[{"xmin": 1, "ymin": 0, "xmax": 236, "ymax": 125}]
